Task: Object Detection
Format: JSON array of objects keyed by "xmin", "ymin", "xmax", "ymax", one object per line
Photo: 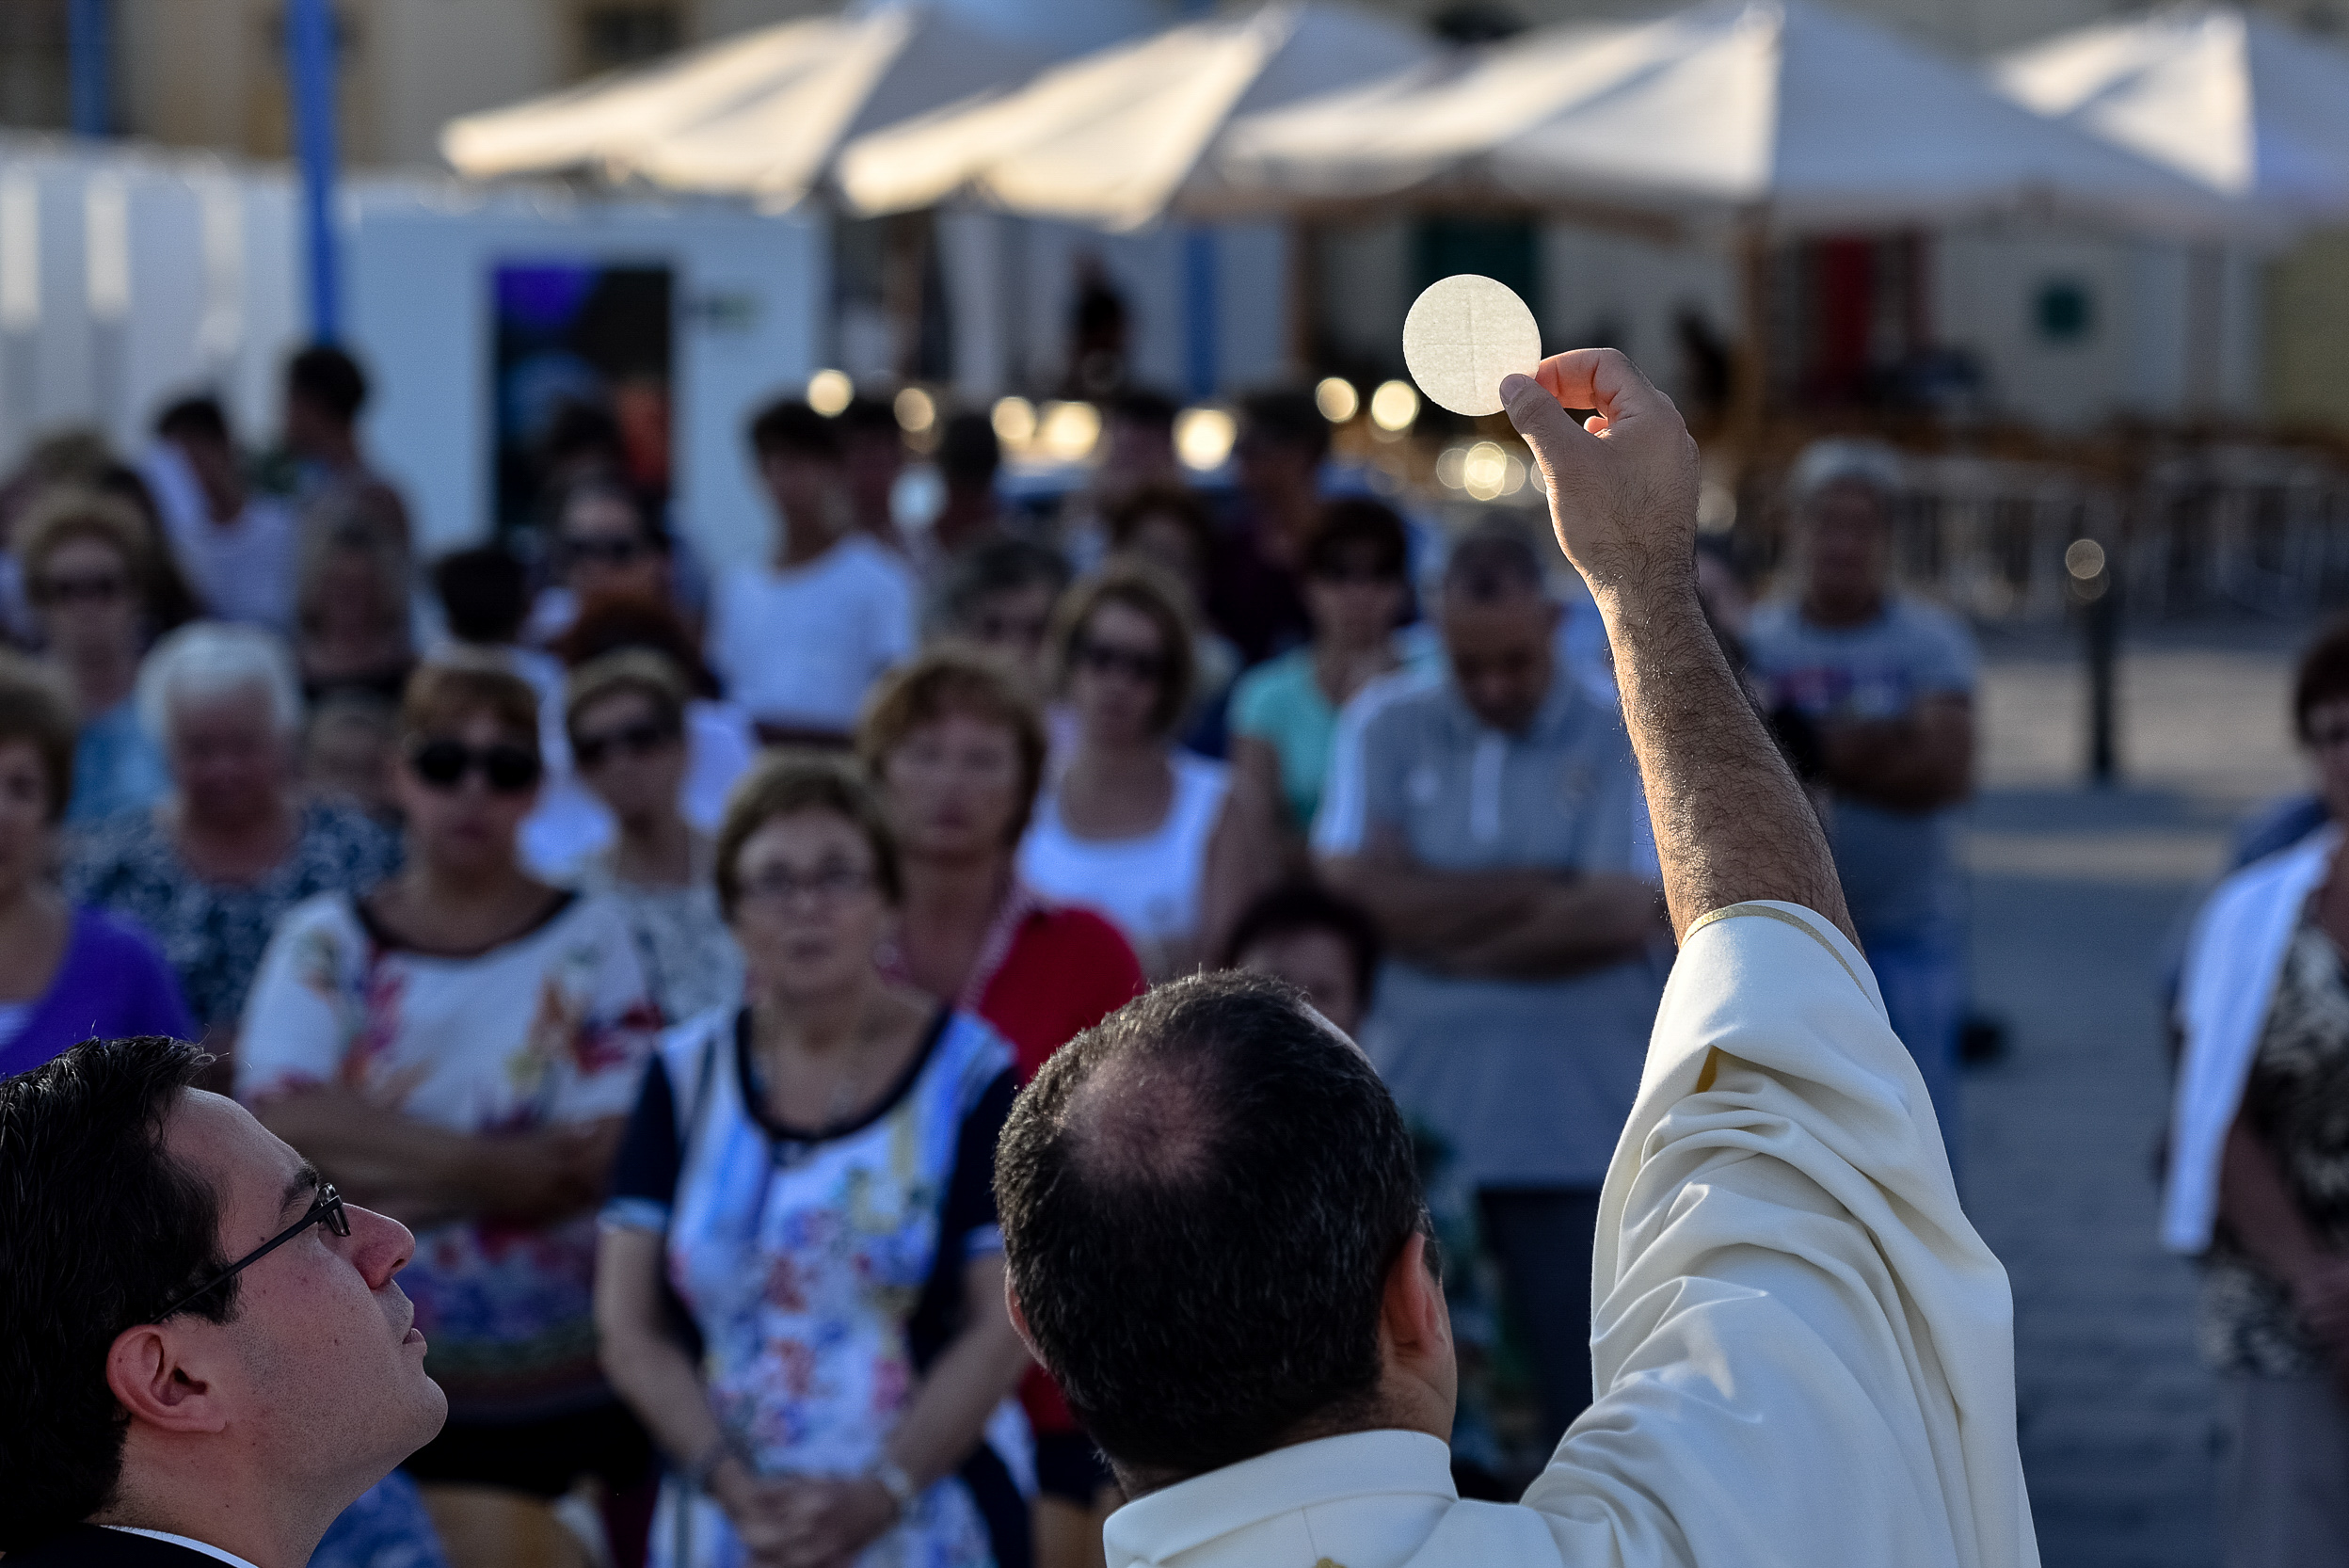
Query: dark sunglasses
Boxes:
[
  {"xmin": 567, "ymin": 535, "xmax": 648, "ymax": 567},
  {"xmin": 1074, "ymin": 638, "xmax": 1166, "ymax": 685},
  {"xmin": 573, "ymin": 718, "xmax": 677, "ymax": 769},
  {"xmin": 35, "ymin": 571, "xmax": 130, "ymax": 606},
  {"xmin": 408, "ymin": 739, "xmax": 543, "ymax": 793},
  {"xmin": 153, "ymin": 1181, "xmax": 350, "ymax": 1322}
]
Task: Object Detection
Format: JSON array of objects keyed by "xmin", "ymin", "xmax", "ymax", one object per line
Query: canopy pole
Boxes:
[
  {"xmin": 1729, "ymin": 210, "xmax": 1769, "ymax": 463},
  {"xmin": 286, "ymin": 0, "xmax": 342, "ymax": 344},
  {"xmin": 69, "ymin": 0, "xmax": 111, "ymax": 136},
  {"xmin": 1184, "ymin": 227, "xmax": 1217, "ymax": 400}
]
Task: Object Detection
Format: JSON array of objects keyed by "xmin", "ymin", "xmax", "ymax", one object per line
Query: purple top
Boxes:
[{"xmin": 0, "ymin": 907, "xmax": 197, "ymax": 1079}]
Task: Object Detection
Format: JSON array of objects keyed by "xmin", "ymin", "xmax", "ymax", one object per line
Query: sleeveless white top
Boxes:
[{"xmin": 1017, "ymin": 751, "xmax": 1230, "ymax": 975}]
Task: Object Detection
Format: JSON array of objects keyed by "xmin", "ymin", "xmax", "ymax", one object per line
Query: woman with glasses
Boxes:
[
  {"xmin": 16, "ymin": 487, "xmax": 173, "ymax": 824},
  {"xmin": 66, "ymin": 623, "xmax": 402, "ymax": 1066},
  {"xmin": 237, "ymin": 659, "xmax": 663, "ymax": 1568},
  {"xmin": 860, "ymin": 646, "xmax": 1143, "ymax": 1568},
  {"xmin": 0, "ymin": 649, "xmax": 193, "ymax": 1080},
  {"xmin": 1016, "ymin": 563, "xmax": 1272, "ymax": 979},
  {"xmin": 599, "ymin": 752, "xmax": 1035, "ymax": 1568},
  {"xmin": 564, "ymin": 650, "xmax": 740, "ymax": 1025},
  {"xmin": 1229, "ymin": 498, "xmax": 1426, "ymax": 842}
]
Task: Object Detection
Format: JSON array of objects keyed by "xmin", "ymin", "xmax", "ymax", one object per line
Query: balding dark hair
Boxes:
[{"xmin": 997, "ymin": 971, "xmax": 1428, "ymax": 1482}]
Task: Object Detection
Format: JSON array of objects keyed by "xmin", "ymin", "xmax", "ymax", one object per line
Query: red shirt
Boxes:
[{"xmin": 962, "ymin": 888, "xmax": 1145, "ymax": 1436}]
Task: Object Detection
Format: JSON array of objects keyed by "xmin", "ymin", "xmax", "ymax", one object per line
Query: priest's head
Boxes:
[{"xmin": 997, "ymin": 971, "xmax": 1455, "ymax": 1494}]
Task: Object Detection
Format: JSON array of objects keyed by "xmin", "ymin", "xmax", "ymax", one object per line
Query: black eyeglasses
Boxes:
[
  {"xmin": 153, "ymin": 1181, "xmax": 350, "ymax": 1322},
  {"xmin": 573, "ymin": 718, "xmax": 678, "ymax": 770},
  {"xmin": 408, "ymin": 739, "xmax": 543, "ymax": 793},
  {"xmin": 1073, "ymin": 638, "xmax": 1166, "ymax": 686}
]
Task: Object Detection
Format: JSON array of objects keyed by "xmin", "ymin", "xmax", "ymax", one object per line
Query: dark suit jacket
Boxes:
[{"xmin": 6, "ymin": 1525, "xmax": 247, "ymax": 1568}]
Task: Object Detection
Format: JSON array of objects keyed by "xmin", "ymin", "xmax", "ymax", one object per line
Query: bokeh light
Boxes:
[
  {"xmin": 1174, "ymin": 407, "xmax": 1237, "ymax": 472},
  {"xmin": 893, "ymin": 386, "xmax": 936, "ymax": 434},
  {"xmin": 1369, "ymin": 379, "xmax": 1419, "ymax": 433},
  {"xmin": 1315, "ymin": 376, "xmax": 1359, "ymax": 424},
  {"xmin": 1038, "ymin": 401, "xmax": 1102, "ymax": 462},
  {"xmin": 991, "ymin": 396, "xmax": 1037, "ymax": 446},
  {"xmin": 807, "ymin": 368, "xmax": 853, "ymax": 416}
]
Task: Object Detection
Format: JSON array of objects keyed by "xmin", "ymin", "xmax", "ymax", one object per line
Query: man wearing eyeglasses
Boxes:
[{"xmin": 0, "ymin": 1035, "xmax": 446, "ymax": 1567}]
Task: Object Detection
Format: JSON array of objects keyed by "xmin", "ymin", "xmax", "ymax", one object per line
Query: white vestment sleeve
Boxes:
[{"xmin": 1518, "ymin": 901, "xmax": 2037, "ymax": 1568}]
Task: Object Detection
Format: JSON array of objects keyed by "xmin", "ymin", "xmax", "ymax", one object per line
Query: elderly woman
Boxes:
[
  {"xmin": 2167, "ymin": 618, "xmax": 2349, "ymax": 1566},
  {"xmin": 1016, "ymin": 563, "xmax": 1272, "ymax": 979},
  {"xmin": 16, "ymin": 486, "xmax": 173, "ymax": 824},
  {"xmin": 599, "ymin": 752, "xmax": 1035, "ymax": 1568},
  {"xmin": 66, "ymin": 622, "xmax": 402, "ymax": 1054},
  {"xmin": 237, "ymin": 660, "xmax": 663, "ymax": 1566},
  {"xmin": 860, "ymin": 646, "xmax": 1143, "ymax": 1568},
  {"xmin": 565, "ymin": 649, "xmax": 741, "ymax": 1025},
  {"xmin": 0, "ymin": 649, "xmax": 191, "ymax": 1077}
]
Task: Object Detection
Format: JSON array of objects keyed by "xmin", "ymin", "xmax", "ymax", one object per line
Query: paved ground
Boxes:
[{"xmin": 1962, "ymin": 617, "xmax": 2316, "ymax": 1567}]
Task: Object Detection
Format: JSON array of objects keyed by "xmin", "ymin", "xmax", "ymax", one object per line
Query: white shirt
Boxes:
[
  {"xmin": 706, "ymin": 536, "xmax": 915, "ymax": 732},
  {"xmin": 1017, "ymin": 752, "xmax": 1230, "ymax": 978},
  {"xmin": 103, "ymin": 1528, "xmax": 262, "ymax": 1568},
  {"xmin": 1104, "ymin": 902, "xmax": 2039, "ymax": 1568},
  {"xmin": 140, "ymin": 443, "xmax": 299, "ymax": 632}
]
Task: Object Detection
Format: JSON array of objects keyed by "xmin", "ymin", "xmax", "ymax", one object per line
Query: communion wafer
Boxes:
[{"xmin": 1401, "ymin": 274, "xmax": 1542, "ymax": 418}]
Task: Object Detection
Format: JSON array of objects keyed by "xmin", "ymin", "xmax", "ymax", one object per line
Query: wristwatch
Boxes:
[{"xmin": 870, "ymin": 1457, "xmax": 919, "ymax": 1518}]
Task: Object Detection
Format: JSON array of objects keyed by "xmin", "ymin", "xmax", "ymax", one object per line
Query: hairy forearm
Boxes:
[{"xmin": 1598, "ymin": 585, "xmax": 1855, "ymax": 946}]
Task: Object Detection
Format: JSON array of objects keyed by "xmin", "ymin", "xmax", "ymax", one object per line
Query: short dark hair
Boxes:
[
  {"xmin": 2295, "ymin": 617, "xmax": 2349, "ymax": 743},
  {"xmin": 155, "ymin": 395, "xmax": 230, "ymax": 446},
  {"xmin": 1303, "ymin": 497, "xmax": 1411, "ymax": 582},
  {"xmin": 431, "ymin": 545, "xmax": 531, "ymax": 646},
  {"xmin": 287, "ymin": 345, "xmax": 368, "ymax": 424},
  {"xmin": 1221, "ymin": 881, "xmax": 1384, "ymax": 1007},
  {"xmin": 1238, "ymin": 389, "xmax": 1331, "ymax": 465},
  {"xmin": 747, "ymin": 398, "xmax": 840, "ymax": 462},
  {"xmin": 998, "ymin": 971, "xmax": 1427, "ymax": 1480},
  {"xmin": 937, "ymin": 538, "xmax": 1071, "ymax": 632},
  {"xmin": 858, "ymin": 645, "xmax": 1048, "ymax": 845},
  {"xmin": 1442, "ymin": 522, "xmax": 1547, "ymax": 603},
  {"xmin": 551, "ymin": 592, "xmax": 720, "ymax": 697},
  {"xmin": 938, "ymin": 411, "xmax": 1000, "ymax": 487},
  {"xmin": 0, "ymin": 1037, "xmax": 232, "ymax": 1550}
]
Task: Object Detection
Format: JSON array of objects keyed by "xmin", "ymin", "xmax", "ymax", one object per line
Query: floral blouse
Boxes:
[
  {"xmin": 608, "ymin": 1007, "xmax": 1022, "ymax": 1568},
  {"xmin": 2200, "ymin": 909, "xmax": 2349, "ymax": 1376},
  {"xmin": 65, "ymin": 800, "xmax": 403, "ymax": 1032},
  {"xmin": 237, "ymin": 889, "xmax": 661, "ymax": 1419}
]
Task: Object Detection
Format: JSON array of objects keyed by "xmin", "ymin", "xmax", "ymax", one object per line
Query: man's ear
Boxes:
[
  {"xmin": 105, "ymin": 1325, "xmax": 231, "ymax": 1436},
  {"xmin": 1002, "ymin": 1276, "xmax": 1045, "ymax": 1365},
  {"xmin": 1381, "ymin": 1232, "xmax": 1451, "ymax": 1361}
]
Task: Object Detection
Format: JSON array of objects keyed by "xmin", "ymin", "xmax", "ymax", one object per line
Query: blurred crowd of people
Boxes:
[{"xmin": 0, "ymin": 345, "xmax": 1983, "ymax": 1568}]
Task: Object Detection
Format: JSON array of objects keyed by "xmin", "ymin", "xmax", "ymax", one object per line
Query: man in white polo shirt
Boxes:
[{"xmin": 994, "ymin": 347, "xmax": 2037, "ymax": 1568}]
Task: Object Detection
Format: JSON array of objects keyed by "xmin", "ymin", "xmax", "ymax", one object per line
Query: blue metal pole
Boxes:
[
  {"xmin": 69, "ymin": 0, "xmax": 110, "ymax": 136},
  {"xmin": 1183, "ymin": 227, "xmax": 1216, "ymax": 400},
  {"xmin": 286, "ymin": 0, "xmax": 341, "ymax": 343}
]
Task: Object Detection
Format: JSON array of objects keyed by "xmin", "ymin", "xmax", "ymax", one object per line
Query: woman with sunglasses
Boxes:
[
  {"xmin": 527, "ymin": 479, "xmax": 679, "ymax": 646},
  {"xmin": 1016, "ymin": 563, "xmax": 1273, "ymax": 980},
  {"xmin": 599, "ymin": 752, "xmax": 1034, "ymax": 1568},
  {"xmin": 564, "ymin": 649, "xmax": 741, "ymax": 1025},
  {"xmin": 16, "ymin": 486, "xmax": 173, "ymax": 825},
  {"xmin": 1229, "ymin": 498, "xmax": 1427, "ymax": 844},
  {"xmin": 237, "ymin": 659, "xmax": 664, "ymax": 1568}
]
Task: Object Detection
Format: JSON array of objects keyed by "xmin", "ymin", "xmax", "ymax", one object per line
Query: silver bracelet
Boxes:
[{"xmin": 870, "ymin": 1457, "xmax": 919, "ymax": 1518}]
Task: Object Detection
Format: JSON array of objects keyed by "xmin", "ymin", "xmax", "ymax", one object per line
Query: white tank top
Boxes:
[{"xmin": 1017, "ymin": 751, "xmax": 1231, "ymax": 973}]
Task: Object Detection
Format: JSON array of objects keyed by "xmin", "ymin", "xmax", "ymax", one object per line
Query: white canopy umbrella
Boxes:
[
  {"xmin": 439, "ymin": 5, "xmax": 1047, "ymax": 207},
  {"xmin": 835, "ymin": 1, "xmax": 1432, "ymax": 231},
  {"xmin": 1995, "ymin": 4, "xmax": 2349, "ymax": 218},
  {"xmin": 1216, "ymin": 0, "xmax": 2245, "ymax": 236}
]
